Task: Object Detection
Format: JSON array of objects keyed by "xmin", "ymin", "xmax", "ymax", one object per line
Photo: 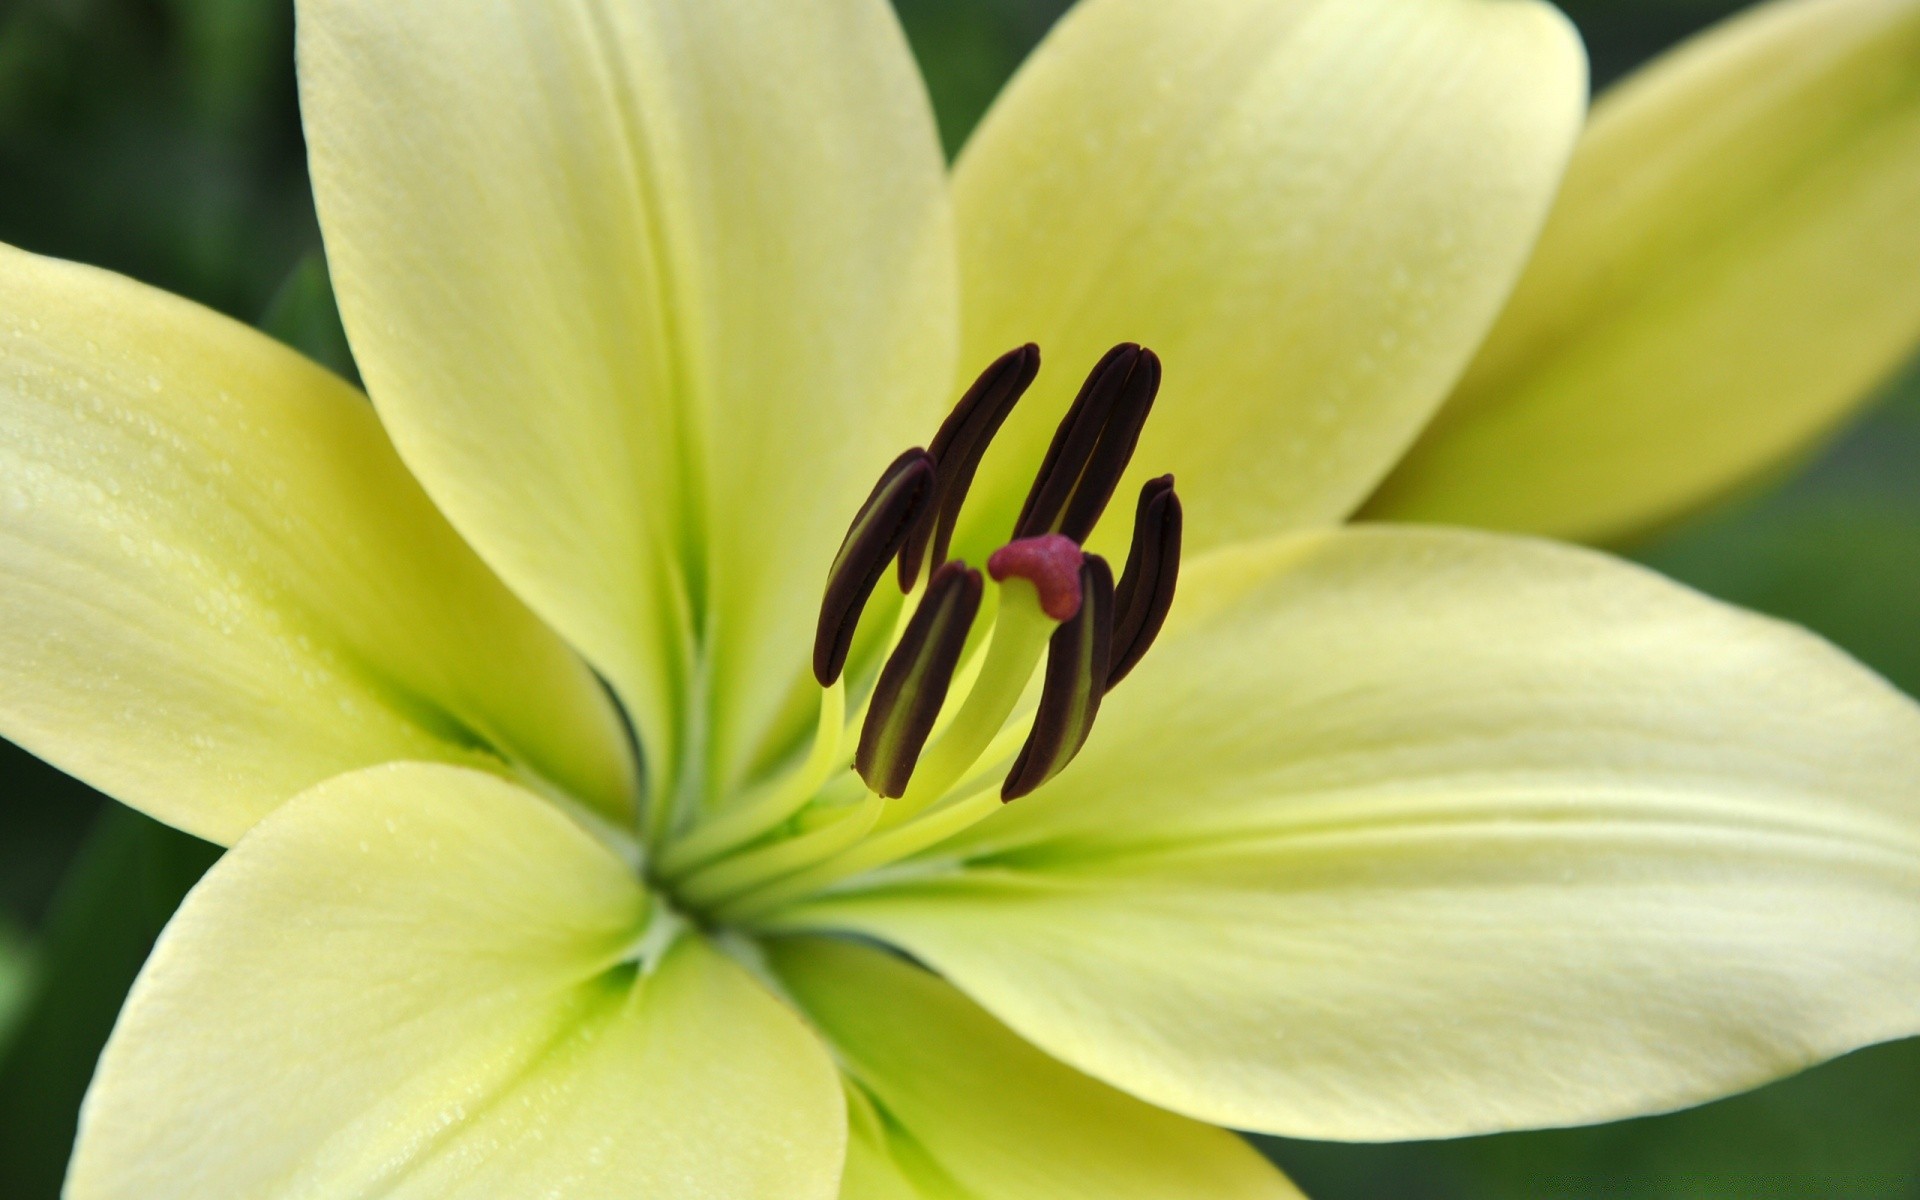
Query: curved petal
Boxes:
[
  {"xmin": 0, "ymin": 245, "xmax": 634, "ymax": 845},
  {"xmin": 768, "ymin": 937, "xmax": 1299, "ymax": 1200},
  {"xmin": 68, "ymin": 763, "xmax": 844, "ymax": 1199},
  {"xmin": 946, "ymin": 0, "xmax": 1586, "ymax": 562},
  {"xmin": 300, "ymin": 0, "xmax": 957, "ymax": 798},
  {"xmin": 768, "ymin": 528, "xmax": 1920, "ymax": 1141},
  {"xmin": 1365, "ymin": 0, "xmax": 1920, "ymax": 542}
]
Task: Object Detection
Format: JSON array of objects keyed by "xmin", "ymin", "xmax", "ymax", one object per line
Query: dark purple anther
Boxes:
[
  {"xmin": 1003, "ymin": 555, "xmax": 1115, "ymax": 801},
  {"xmin": 855, "ymin": 562, "xmax": 984, "ymax": 798},
  {"xmin": 1012, "ymin": 344, "xmax": 1161, "ymax": 544},
  {"xmin": 1107, "ymin": 475, "xmax": 1182, "ymax": 692},
  {"xmin": 899, "ymin": 343, "xmax": 1041, "ymax": 590},
  {"xmin": 813, "ymin": 447, "xmax": 936, "ymax": 686}
]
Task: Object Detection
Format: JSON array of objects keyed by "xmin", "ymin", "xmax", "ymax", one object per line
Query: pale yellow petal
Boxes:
[
  {"xmin": 835, "ymin": 1088, "xmax": 929, "ymax": 1200},
  {"xmin": 300, "ymin": 0, "xmax": 956, "ymax": 799},
  {"xmin": 0, "ymin": 245, "xmax": 634, "ymax": 845},
  {"xmin": 947, "ymin": 0, "xmax": 1586, "ymax": 562},
  {"xmin": 68, "ymin": 764, "xmax": 844, "ymax": 1199},
  {"xmin": 770, "ymin": 528, "xmax": 1920, "ymax": 1140},
  {"xmin": 770, "ymin": 937, "xmax": 1300, "ymax": 1200},
  {"xmin": 1366, "ymin": 0, "xmax": 1920, "ymax": 541}
]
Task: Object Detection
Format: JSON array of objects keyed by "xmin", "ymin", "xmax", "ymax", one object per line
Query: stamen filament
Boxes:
[
  {"xmin": 656, "ymin": 678, "xmax": 845, "ymax": 878},
  {"xmin": 711, "ymin": 783, "xmax": 1003, "ymax": 927},
  {"xmin": 949, "ymin": 706, "xmax": 1041, "ymax": 796},
  {"xmin": 673, "ymin": 791, "xmax": 884, "ymax": 911},
  {"xmin": 811, "ymin": 765, "xmax": 874, "ymax": 810}
]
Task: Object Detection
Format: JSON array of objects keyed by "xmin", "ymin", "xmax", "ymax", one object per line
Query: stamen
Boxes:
[
  {"xmin": 1108, "ymin": 475, "xmax": 1182, "ymax": 691},
  {"xmin": 813, "ymin": 447, "xmax": 936, "ymax": 686},
  {"xmin": 710, "ymin": 782, "xmax": 1004, "ymax": 926},
  {"xmin": 1003, "ymin": 555, "xmax": 1115, "ymax": 800},
  {"xmin": 674, "ymin": 792, "xmax": 884, "ymax": 912},
  {"xmin": 654, "ymin": 678, "xmax": 846, "ymax": 879},
  {"xmin": 1012, "ymin": 344, "xmax": 1161, "ymax": 543},
  {"xmin": 855, "ymin": 562, "xmax": 983, "ymax": 798},
  {"xmin": 687, "ymin": 345, "xmax": 1188, "ymax": 926},
  {"xmin": 899, "ymin": 344, "xmax": 1041, "ymax": 589}
]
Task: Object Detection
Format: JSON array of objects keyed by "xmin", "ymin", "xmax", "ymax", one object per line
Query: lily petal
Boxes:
[
  {"xmin": 771, "ymin": 528, "xmax": 1920, "ymax": 1140},
  {"xmin": 0, "ymin": 245, "xmax": 634, "ymax": 845},
  {"xmin": 770, "ymin": 936, "xmax": 1301, "ymax": 1200},
  {"xmin": 947, "ymin": 0, "xmax": 1586, "ymax": 561},
  {"xmin": 68, "ymin": 763, "xmax": 844, "ymax": 1199},
  {"xmin": 299, "ymin": 0, "xmax": 957, "ymax": 798},
  {"xmin": 1365, "ymin": 0, "xmax": 1920, "ymax": 542}
]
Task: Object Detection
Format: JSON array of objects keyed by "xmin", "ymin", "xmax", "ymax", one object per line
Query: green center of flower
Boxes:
[{"xmin": 652, "ymin": 345, "xmax": 1183, "ymax": 924}]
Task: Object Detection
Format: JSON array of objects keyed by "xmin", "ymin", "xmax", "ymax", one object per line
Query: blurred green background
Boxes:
[{"xmin": 0, "ymin": 0, "xmax": 1915, "ymax": 1195}]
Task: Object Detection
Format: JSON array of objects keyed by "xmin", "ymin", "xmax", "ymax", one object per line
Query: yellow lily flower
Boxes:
[{"xmin": 0, "ymin": 0, "xmax": 1916, "ymax": 1195}]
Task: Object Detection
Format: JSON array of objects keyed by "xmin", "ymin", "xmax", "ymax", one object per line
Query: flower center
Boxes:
[{"xmin": 653, "ymin": 345, "xmax": 1183, "ymax": 924}]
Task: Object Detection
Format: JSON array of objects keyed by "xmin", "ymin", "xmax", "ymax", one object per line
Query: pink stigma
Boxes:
[{"xmin": 987, "ymin": 534, "xmax": 1086, "ymax": 621}]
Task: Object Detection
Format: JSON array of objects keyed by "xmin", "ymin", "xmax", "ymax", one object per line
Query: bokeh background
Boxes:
[{"xmin": 0, "ymin": 1, "xmax": 1915, "ymax": 1195}]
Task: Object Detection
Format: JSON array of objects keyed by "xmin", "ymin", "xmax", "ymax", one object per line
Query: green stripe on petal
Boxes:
[
  {"xmin": 947, "ymin": 0, "xmax": 1586, "ymax": 563},
  {"xmin": 299, "ymin": 0, "xmax": 957, "ymax": 807},
  {"xmin": 68, "ymin": 764, "xmax": 844, "ymax": 1199},
  {"xmin": 0, "ymin": 245, "xmax": 635, "ymax": 845},
  {"xmin": 1366, "ymin": 0, "xmax": 1920, "ymax": 542},
  {"xmin": 770, "ymin": 937, "xmax": 1300, "ymax": 1200},
  {"xmin": 768, "ymin": 528, "xmax": 1920, "ymax": 1141}
]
